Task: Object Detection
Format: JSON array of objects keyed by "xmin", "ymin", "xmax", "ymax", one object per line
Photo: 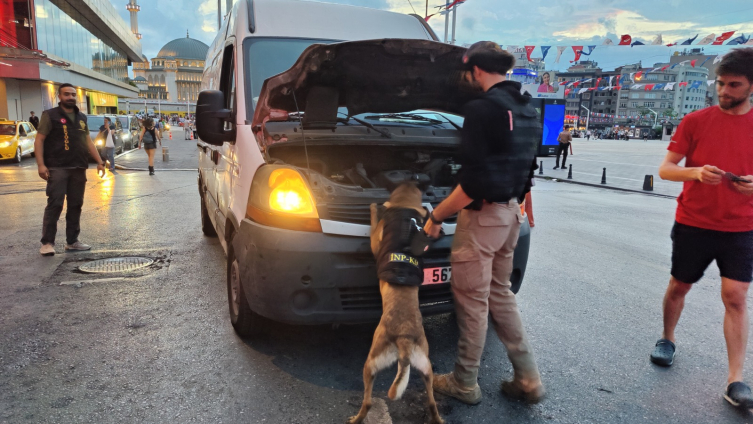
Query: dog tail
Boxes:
[{"xmin": 388, "ymin": 337, "xmax": 413, "ymax": 400}]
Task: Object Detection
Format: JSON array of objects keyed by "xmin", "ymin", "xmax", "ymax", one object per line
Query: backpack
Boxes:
[{"xmin": 143, "ymin": 129, "xmax": 155, "ymax": 143}]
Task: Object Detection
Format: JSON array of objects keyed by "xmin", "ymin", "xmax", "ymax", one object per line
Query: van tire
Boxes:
[
  {"xmin": 227, "ymin": 243, "xmax": 264, "ymax": 337},
  {"xmin": 200, "ymin": 193, "xmax": 218, "ymax": 237},
  {"xmin": 13, "ymin": 148, "xmax": 22, "ymax": 163}
]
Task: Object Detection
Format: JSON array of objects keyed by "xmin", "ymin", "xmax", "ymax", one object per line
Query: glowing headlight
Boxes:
[
  {"xmin": 164, "ymin": 124, "xmax": 171, "ymax": 131},
  {"xmin": 96, "ymin": 139, "xmax": 103, "ymax": 146},
  {"xmin": 122, "ymin": 133, "xmax": 131, "ymax": 140},
  {"xmin": 268, "ymin": 169, "xmax": 316, "ymax": 215},
  {"xmin": 0, "ymin": 141, "xmax": 12, "ymax": 148}
]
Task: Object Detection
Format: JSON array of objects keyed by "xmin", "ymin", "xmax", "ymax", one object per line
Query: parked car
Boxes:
[
  {"xmin": 196, "ymin": 0, "xmax": 530, "ymax": 337},
  {"xmin": 115, "ymin": 115, "xmax": 140, "ymax": 150},
  {"xmin": 0, "ymin": 120, "xmax": 36, "ymax": 163},
  {"xmin": 86, "ymin": 114, "xmax": 125, "ymax": 156}
]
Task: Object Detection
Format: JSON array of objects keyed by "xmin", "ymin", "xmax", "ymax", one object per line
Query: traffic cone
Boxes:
[
  {"xmin": 190, "ymin": 130, "xmax": 194, "ymax": 140},
  {"xmin": 169, "ymin": 131, "xmax": 172, "ymax": 140}
]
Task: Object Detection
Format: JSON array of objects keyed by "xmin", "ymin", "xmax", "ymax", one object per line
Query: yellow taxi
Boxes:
[{"xmin": 0, "ymin": 120, "xmax": 37, "ymax": 163}]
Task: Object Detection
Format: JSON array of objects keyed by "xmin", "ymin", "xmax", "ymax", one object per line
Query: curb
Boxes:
[
  {"xmin": 113, "ymin": 165, "xmax": 197, "ymax": 172},
  {"xmin": 534, "ymin": 175, "xmax": 676, "ymax": 199}
]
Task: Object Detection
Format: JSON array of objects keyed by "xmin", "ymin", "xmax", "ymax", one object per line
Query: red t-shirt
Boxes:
[{"xmin": 668, "ymin": 106, "xmax": 753, "ymax": 232}]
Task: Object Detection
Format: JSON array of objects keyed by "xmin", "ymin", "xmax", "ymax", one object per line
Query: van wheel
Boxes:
[
  {"xmin": 227, "ymin": 243, "xmax": 264, "ymax": 337},
  {"xmin": 13, "ymin": 148, "xmax": 22, "ymax": 163},
  {"xmin": 200, "ymin": 193, "xmax": 218, "ymax": 237}
]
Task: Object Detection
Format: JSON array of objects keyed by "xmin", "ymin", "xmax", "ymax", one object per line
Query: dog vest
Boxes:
[{"xmin": 376, "ymin": 208, "xmax": 425, "ymax": 286}]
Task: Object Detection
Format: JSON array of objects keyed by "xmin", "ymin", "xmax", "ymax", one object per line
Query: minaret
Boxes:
[{"xmin": 126, "ymin": 0, "xmax": 141, "ymax": 40}]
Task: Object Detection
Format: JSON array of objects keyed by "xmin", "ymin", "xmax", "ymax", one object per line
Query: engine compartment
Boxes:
[{"xmin": 267, "ymin": 143, "xmax": 460, "ymax": 192}]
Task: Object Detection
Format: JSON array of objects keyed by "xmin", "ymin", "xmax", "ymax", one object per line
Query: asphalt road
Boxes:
[{"xmin": 1, "ymin": 130, "xmax": 751, "ymax": 423}]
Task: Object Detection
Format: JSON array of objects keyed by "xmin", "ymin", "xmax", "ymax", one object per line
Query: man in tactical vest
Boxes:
[
  {"xmin": 424, "ymin": 41, "xmax": 544, "ymax": 405},
  {"xmin": 34, "ymin": 83, "xmax": 106, "ymax": 256}
]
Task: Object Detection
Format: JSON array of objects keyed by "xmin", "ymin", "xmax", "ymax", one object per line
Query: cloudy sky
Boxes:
[{"xmin": 111, "ymin": 0, "xmax": 753, "ymax": 72}]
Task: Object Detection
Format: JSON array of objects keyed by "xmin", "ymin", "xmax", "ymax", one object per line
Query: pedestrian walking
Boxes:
[
  {"xmin": 424, "ymin": 41, "xmax": 544, "ymax": 405},
  {"xmin": 98, "ymin": 117, "xmax": 116, "ymax": 172},
  {"xmin": 651, "ymin": 48, "xmax": 753, "ymax": 408},
  {"xmin": 28, "ymin": 111, "xmax": 39, "ymax": 130},
  {"xmin": 554, "ymin": 125, "xmax": 572, "ymax": 169},
  {"xmin": 139, "ymin": 117, "xmax": 161, "ymax": 175},
  {"xmin": 34, "ymin": 83, "xmax": 106, "ymax": 256},
  {"xmin": 643, "ymin": 131, "xmax": 649, "ymax": 142},
  {"xmin": 586, "ymin": 130, "xmax": 591, "ymax": 140}
]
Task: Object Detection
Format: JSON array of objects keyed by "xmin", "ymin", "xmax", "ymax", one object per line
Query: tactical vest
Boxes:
[
  {"xmin": 376, "ymin": 208, "xmax": 425, "ymax": 287},
  {"xmin": 43, "ymin": 106, "xmax": 89, "ymax": 168},
  {"xmin": 474, "ymin": 86, "xmax": 540, "ymax": 203}
]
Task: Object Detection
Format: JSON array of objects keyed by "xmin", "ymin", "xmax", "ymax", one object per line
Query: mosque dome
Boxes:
[{"xmin": 156, "ymin": 32, "xmax": 209, "ymax": 60}]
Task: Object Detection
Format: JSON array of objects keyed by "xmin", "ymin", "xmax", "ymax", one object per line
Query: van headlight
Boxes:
[
  {"xmin": 247, "ymin": 166, "xmax": 321, "ymax": 232},
  {"xmin": 96, "ymin": 139, "xmax": 103, "ymax": 146},
  {"xmin": 0, "ymin": 141, "xmax": 12, "ymax": 148}
]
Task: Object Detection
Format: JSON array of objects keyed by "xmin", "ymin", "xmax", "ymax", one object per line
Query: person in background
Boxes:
[
  {"xmin": 139, "ymin": 118, "xmax": 161, "ymax": 175},
  {"xmin": 554, "ymin": 125, "xmax": 572, "ymax": 170},
  {"xmin": 651, "ymin": 47, "xmax": 753, "ymax": 409},
  {"xmin": 34, "ymin": 83, "xmax": 105, "ymax": 256},
  {"xmin": 98, "ymin": 117, "xmax": 116, "ymax": 172},
  {"xmin": 28, "ymin": 111, "xmax": 39, "ymax": 130}
]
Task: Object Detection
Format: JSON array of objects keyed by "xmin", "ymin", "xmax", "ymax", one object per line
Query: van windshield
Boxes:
[
  {"xmin": 87, "ymin": 116, "xmax": 105, "ymax": 130},
  {"xmin": 244, "ymin": 37, "xmax": 337, "ymax": 116}
]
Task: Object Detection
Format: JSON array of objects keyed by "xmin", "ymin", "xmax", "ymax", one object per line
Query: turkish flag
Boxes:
[
  {"xmin": 571, "ymin": 46, "xmax": 584, "ymax": 62},
  {"xmin": 690, "ymin": 59, "xmax": 697, "ymax": 67},
  {"xmin": 525, "ymin": 46, "xmax": 536, "ymax": 62},
  {"xmin": 619, "ymin": 35, "xmax": 632, "ymax": 45},
  {"xmin": 644, "ymin": 84, "xmax": 655, "ymax": 91},
  {"xmin": 712, "ymin": 31, "xmax": 735, "ymax": 45},
  {"xmin": 565, "ymin": 89, "xmax": 571, "ymax": 96}
]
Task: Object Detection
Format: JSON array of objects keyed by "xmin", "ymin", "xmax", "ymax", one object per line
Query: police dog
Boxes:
[{"xmin": 347, "ymin": 183, "xmax": 443, "ymax": 424}]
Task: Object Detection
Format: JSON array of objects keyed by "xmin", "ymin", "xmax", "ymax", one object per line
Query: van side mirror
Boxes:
[{"xmin": 196, "ymin": 90, "xmax": 235, "ymax": 146}]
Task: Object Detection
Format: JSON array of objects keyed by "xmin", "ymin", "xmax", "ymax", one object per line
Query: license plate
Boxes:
[{"xmin": 423, "ymin": 266, "xmax": 451, "ymax": 285}]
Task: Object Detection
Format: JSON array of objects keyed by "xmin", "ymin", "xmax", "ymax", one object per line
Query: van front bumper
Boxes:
[{"xmin": 231, "ymin": 218, "xmax": 530, "ymax": 325}]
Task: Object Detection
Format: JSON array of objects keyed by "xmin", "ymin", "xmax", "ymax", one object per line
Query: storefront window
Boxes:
[{"xmin": 0, "ymin": 1, "xmax": 34, "ymax": 49}]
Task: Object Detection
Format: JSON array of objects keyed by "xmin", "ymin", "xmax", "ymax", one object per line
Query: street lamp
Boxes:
[
  {"xmin": 647, "ymin": 107, "xmax": 658, "ymax": 128},
  {"xmin": 581, "ymin": 104, "xmax": 590, "ymax": 132}
]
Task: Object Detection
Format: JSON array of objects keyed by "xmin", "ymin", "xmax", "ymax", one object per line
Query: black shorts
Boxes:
[{"xmin": 671, "ymin": 222, "xmax": 753, "ymax": 283}]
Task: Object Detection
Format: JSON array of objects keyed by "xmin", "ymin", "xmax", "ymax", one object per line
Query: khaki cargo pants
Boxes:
[{"xmin": 450, "ymin": 201, "xmax": 541, "ymax": 387}]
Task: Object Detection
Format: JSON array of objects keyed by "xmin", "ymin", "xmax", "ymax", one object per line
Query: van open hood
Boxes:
[{"xmin": 252, "ymin": 39, "xmax": 472, "ymax": 131}]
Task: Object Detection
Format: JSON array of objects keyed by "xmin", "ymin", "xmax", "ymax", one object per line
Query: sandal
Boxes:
[{"xmin": 650, "ymin": 338, "xmax": 676, "ymax": 367}]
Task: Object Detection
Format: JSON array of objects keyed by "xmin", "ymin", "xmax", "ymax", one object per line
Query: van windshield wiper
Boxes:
[
  {"xmin": 338, "ymin": 112, "xmax": 392, "ymax": 138},
  {"xmin": 364, "ymin": 113, "xmax": 444, "ymax": 126}
]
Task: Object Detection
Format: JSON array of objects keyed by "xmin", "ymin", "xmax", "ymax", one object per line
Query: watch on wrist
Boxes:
[{"xmin": 429, "ymin": 211, "xmax": 443, "ymax": 225}]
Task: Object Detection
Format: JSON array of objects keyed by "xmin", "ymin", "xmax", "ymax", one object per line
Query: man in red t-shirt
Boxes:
[{"xmin": 651, "ymin": 48, "xmax": 753, "ymax": 408}]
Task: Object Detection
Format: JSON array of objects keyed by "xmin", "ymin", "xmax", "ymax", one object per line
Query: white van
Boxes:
[{"xmin": 196, "ymin": 0, "xmax": 530, "ymax": 336}]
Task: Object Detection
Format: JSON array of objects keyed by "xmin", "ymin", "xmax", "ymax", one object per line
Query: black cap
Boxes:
[{"xmin": 462, "ymin": 41, "xmax": 515, "ymax": 75}]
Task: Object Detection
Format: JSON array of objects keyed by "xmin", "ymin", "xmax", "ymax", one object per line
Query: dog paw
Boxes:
[
  {"xmin": 346, "ymin": 416, "xmax": 364, "ymax": 424},
  {"xmin": 428, "ymin": 417, "xmax": 445, "ymax": 424}
]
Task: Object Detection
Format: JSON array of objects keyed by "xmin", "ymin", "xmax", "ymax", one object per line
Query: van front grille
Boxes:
[
  {"xmin": 338, "ymin": 284, "xmax": 453, "ymax": 312},
  {"xmin": 325, "ymin": 203, "xmax": 455, "ymax": 225}
]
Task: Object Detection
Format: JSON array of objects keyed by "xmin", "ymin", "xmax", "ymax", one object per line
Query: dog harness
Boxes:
[{"xmin": 376, "ymin": 208, "xmax": 425, "ymax": 286}]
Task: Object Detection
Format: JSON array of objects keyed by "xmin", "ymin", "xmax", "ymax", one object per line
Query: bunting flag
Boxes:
[
  {"xmin": 525, "ymin": 46, "xmax": 536, "ymax": 62},
  {"xmin": 644, "ymin": 84, "xmax": 655, "ymax": 91},
  {"xmin": 698, "ymin": 57, "xmax": 711, "ymax": 68},
  {"xmin": 425, "ymin": 13, "xmax": 438, "ymax": 21},
  {"xmin": 564, "ymin": 89, "xmax": 571, "ymax": 96},
  {"xmin": 506, "ymin": 45, "xmax": 518, "ymax": 53},
  {"xmin": 635, "ymin": 70, "xmax": 644, "ymax": 80},
  {"xmin": 619, "ymin": 34, "xmax": 632, "ymax": 45},
  {"xmin": 666, "ymin": 42, "xmax": 678, "ymax": 47},
  {"xmin": 595, "ymin": 77, "xmax": 602, "ymax": 86},
  {"xmin": 661, "ymin": 65, "xmax": 670, "ymax": 71},
  {"xmin": 651, "ymin": 35, "xmax": 663, "ymax": 45},
  {"xmin": 712, "ymin": 31, "xmax": 735, "ymax": 45},
  {"xmin": 540, "ymin": 46, "xmax": 551, "ymax": 60},
  {"xmin": 689, "ymin": 81, "xmax": 703, "ymax": 89},
  {"xmin": 578, "ymin": 88, "xmax": 588, "ymax": 94},
  {"xmin": 554, "ymin": 46, "xmax": 567, "ymax": 63},
  {"xmin": 631, "ymin": 41, "xmax": 645, "ymax": 47},
  {"xmin": 664, "ymin": 82, "xmax": 675, "ymax": 91},
  {"xmin": 609, "ymin": 76, "xmax": 616, "ymax": 86},
  {"xmin": 603, "ymin": 38, "xmax": 614, "ymax": 45},
  {"xmin": 707, "ymin": 80, "xmax": 715, "ymax": 86},
  {"xmin": 654, "ymin": 83, "xmax": 666, "ymax": 90},
  {"xmin": 690, "ymin": 59, "xmax": 697, "ymax": 67},
  {"xmin": 697, "ymin": 33, "xmax": 716, "ymax": 45},
  {"xmin": 570, "ymin": 45, "xmax": 584, "ymax": 62},
  {"xmin": 713, "ymin": 52, "xmax": 726, "ymax": 64},
  {"xmin": 746, "ymin": 39, "xmax": 753, "ymax": 45},
  {"xmin": 681, "ymin": 34, "xmax": 699, "ymax": 45},
  {"xmin": 727, "ymin": 35, "xmax": 750, "ymax": 45},
  {"xmin": 577, "ymin": 45, "xmax": 596, "ymax": 56},
  {"xmin": 678, "ymin": 82, "xmax": 688, "ymax": 88}
]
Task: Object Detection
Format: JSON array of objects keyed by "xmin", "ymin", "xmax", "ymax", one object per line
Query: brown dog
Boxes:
[{"xmin": 348, "ymin": 183, "xmax": 443, "ymax": 424}]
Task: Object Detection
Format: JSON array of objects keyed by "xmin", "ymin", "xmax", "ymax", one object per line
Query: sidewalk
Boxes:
[
  {"xmin": 538, "ymin": 137, "xmax": 683, "ymax": 197},
  {"xmin": 115, "ymin": 127, "xmax": 198, "ymax": 171}
]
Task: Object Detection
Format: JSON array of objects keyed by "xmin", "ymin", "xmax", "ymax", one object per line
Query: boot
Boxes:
[
  {"xmin": 432, "ymin": 373, "xmax": 482, "ymax": 405},
  {"xmin": 149, "ymin": 166, "xmax": 154, "ymax": 175}
]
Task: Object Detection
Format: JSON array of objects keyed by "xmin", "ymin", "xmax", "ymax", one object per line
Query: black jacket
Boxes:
[
  {"xmin": 376, "ymin": 208, "xmax": 425, "ymax": 286},
  {"xmin": 458, "ymin": 81, "xmax": 540, "ymax": 204},
  {"xmin": 42, "ymin": 105, "xmax": 89, "ymax": 169}
]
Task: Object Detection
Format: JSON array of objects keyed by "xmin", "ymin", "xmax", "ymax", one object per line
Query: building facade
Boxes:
[{"xmin": 0, "ymin": 0, "xmax": 142, "ymax": 119}]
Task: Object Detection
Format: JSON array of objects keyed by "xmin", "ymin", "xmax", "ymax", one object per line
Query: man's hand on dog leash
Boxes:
[{"xmin": 424, "ymin": 219, "xmax": 442, "ymax": 239}]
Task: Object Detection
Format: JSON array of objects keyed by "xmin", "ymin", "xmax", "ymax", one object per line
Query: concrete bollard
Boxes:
[
  {"xmin": 643, "ymin": 175, "xmax": 653, "ymax": 191},
  {"xmin": 601, "ymin": 168, "xmax": 607, "ymax": 184},
  {"xmin": 539, "ymin": 160, "xmax": 543, "ymax": 175},
  {"xmin": 567, "ymin": 164, "xmax": 573, "ymax": 179},
  {"xmin": 162, "ymin": 146, "xmax": 169, "ymax": 162}
]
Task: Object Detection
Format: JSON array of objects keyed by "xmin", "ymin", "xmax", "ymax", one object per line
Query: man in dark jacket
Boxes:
[
  {"xmin": 28, "ymin": 111, "xmax": 39, "ymax": 130},
  {"xmin": 34, "ymin": 83, "xmax": 105, "ymax": 256},
  {"xmin": 425, "ymin": 41, "xmax": 544, "ymax": 405}
]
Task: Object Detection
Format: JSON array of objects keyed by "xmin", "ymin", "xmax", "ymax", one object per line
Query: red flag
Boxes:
[
  {"xmin": 666, "ymin": 43, "xmax": 677, "ymax": 47},
  {"xmin": 573, "ymin": 81, "xmax": 581, "ymax": 87},
  {"xmin": 588, "ymin": 87, "xmax": 597, "ymax": 91},
  {"xmin": 524, "ymin": 46, "xmax": 536, "ymax": 62},
  {"xmin": 559, "ymin": 81, "xmax": 568, "ymax": 86},
  {"xmin": 678, "ymin": 82, "xmax": 688, "ymax": 87},
  {"xmin": 564, "ymin": 89, "xmax": 571, "ymax": 96},
  {"xmin": 712, "ymin": 31, "xmax": 735, "ymax": 45},
  {"xmin": 595, "ymin": 77, "xmax": 602, "ymax": 86},
  {"xmin": 690, "ymin": 59, "xmax": 697, "ymax": 67},
  {"xmin": 660, "ymin": 65, "xmax": 669, "ymax": 71},
  {"xmin": 634, "ymin": 71, "xmax": 643, "ymax": 80},
  {"xmin": 425, "ymin": 13, "xmax": 438, "ymax": 21},
  {"xmin": 619, "ymin": 35, "xmax": 632, "ymax": 45},
  {"xmin": 644, "ymin": 84, "xmax": 655, "ymax": 91},
  {"xmin": 570, "ymin": 46, "xmax": 584, "ymax": 62}
]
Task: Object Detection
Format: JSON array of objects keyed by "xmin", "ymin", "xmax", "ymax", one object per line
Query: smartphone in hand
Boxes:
[{"xmin": 724, "ymin": 172, "xmax": 752, "ymax": 184}]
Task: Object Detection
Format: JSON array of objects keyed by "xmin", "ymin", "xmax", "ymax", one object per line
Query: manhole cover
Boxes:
[{"xmin": 79, "ymin": 257, "xmax": 154, "ymax": 274}]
